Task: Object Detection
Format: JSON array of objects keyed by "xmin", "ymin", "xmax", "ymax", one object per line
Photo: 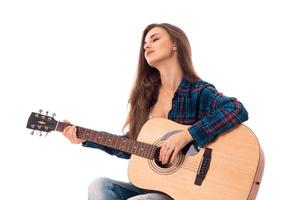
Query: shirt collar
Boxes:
[{"xmin": 176, "ymin": 78, "xmax": 191, "ymax": 97}]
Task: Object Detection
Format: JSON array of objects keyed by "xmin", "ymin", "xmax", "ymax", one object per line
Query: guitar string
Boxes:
[
  {"xmin": 56, "ymin": 126, "xmax": 201, "ymax": 173},
  {"xmin": 176, "ymin": 164, "xmax": 198, "ymax": 171},
  {"xmin": 154, "ymin": 162, "xmax": 199, "ymax": 171},
  {"xmin": 152, "ymin": 153, "xmax": 206, "ymax": 166},
  {"xmin": 149, "ymin": 162, "xmax": 198, "ymax": 172},
  {"xmin": 128, "ymin": 149, "xmax": 201, "ymax": 170},
  {"xmin": 152, "ymin": 156, "xmax": 203, "ymax": 166},
  {"xmin": 174, "ymin": 166, "xmax": 197, "ymax": 172},
  {"xmin": 76, "ymin": 128, "xmax": 205, "ymax": 164},
  {"xmin": 148, "ymin": 158, "xmax": 198, "ymax": 172},
  {"xmin": 61, "ymin": 125, "xmax": 206, "ymax": 171},
  {"xmin": 75, "ymin": 127, "xmax": 205, "ymax": 169},
  {"xmin": 151, "ymin": 156, "xmax": 204, "ymax": 171},
  {"xmin": 83, "ymin": 141, "xmax": 202, "ymax": 169}
]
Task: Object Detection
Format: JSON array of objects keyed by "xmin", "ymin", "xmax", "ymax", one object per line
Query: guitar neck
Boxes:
[{"xmin": 56, "ymin": 122, "xmax": 156, "ymax": 159}]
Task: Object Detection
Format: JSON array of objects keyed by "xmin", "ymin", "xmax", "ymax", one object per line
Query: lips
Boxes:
[{"xmin": 146, "ymin": 50, "xmax": 154, "ymax": 57}]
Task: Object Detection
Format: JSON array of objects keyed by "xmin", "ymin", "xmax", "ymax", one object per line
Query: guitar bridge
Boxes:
[{"xmin": 194, "ymin": 148, "xmax": 212, "ymax": 186}]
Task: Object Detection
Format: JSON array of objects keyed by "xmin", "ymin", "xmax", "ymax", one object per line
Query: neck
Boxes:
[{"xmin": 156, "ymin": 59, "xmax": 183, "ymax": 93}]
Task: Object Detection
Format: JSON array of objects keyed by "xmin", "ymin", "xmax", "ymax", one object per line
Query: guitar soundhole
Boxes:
[
  {"xmin": 148, "ymin": 147, "xmax": 184, "ymax": 175},
  {"xmin": 155, "ymin": 160, "xmax": 172, "ymax": 168},
  {"xmin": 154, "ymin": 148, "xmax": 174, "ymax": 168}
]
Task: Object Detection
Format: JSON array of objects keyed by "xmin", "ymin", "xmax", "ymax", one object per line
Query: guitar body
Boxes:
[{"xmin": 128, "ymin": 118, "xmax": 264, "ymax": 200}]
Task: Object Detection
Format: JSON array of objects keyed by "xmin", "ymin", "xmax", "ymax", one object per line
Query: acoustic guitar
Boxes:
[{"xmin": 26, "ymin": 111, "xmax": 264, "ymax": 200}]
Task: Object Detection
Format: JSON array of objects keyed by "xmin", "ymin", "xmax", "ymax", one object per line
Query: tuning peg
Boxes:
[
  {"xmin": 46, "ymin": 111, "xmax": 49, "ymax": 116},
  {"xmin": 52, "ymin": 113, "xmax": 56, "ymax": 118},
  {"xmin": 45, "ymin": 132, "xmax": 49, "ymax": 137},
  {"xmin": 39, "ymin": 109, "xmax": 43, "ymax": 114},
  {"xmin": 31, "ymin": 130, "xmax": 35, "ymax": 135},
  {"xmin": 39, "ymin": 131, "xmax": 42, "ymax": 136}
]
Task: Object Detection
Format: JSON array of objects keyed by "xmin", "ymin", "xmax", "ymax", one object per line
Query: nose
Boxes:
[{"xmin": 144, "ymin": 42, "xmax": 151, "ymax": 50}]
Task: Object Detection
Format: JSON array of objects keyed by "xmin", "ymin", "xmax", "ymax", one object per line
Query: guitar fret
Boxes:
[
  {"xmin": 141, "ymin": 143, "xmax": 145, "ymax": 157},
  {"xmin": 140, "ymin": 143, "xmax": 144, "ymax": 155},
  {"xmin": 138, "ymin": 142, "xmax": 143, "ymax": 157},
  {"xmin": 110, "ymin": 135, "xmax": 115, "ymax": 147},
  {"xmin": 80, "ymin": 127, "xmax": 90, "ymax": 140},
  {"xmin": 132, "ymin": 140, "xmax": 138, "ymax": 155},
  {"xmin": 149, "ymin": 145, "xmax": 156, "ymax": 159},
  {"xmin": 122, "ymin": 137, "xmax": 127, "ymax": 151},
  {"xmin": 102, "ymin": 133, "xmax": 108, "ymax": 146},
  {"xmin": 132, "ymin": 141, "xmax": 138, "ymax": 155},
  {"xmin": 117, "ymin": 136, "xmax": 121, "ymax": 148},
  {"xmin": 114, "ymin": 135, "xmax": 119, "ymax": 147},
  {"xmin": 94, "ymin": 131, "xmax": 100, "ymax": 142},
  {"xmin": 106, "ymin": 137, "xmax": 111, "ymax": 146},
  {"xmin": 140, "ymin": 143, "xmax": 145, "ymax": 157},
  {"xmin": 110, "ymin": 135, "xmax": 117, "ymax": 148},
  {"xmin": 113, "ymin": 135, "xmax": 118, "ymax": 147},
  {"xmin": 120, "ymin": 137, "xmax": 126, "ymax": 150},
  {"xmin": 127, "ymin": 139, "xmax": 132, "ymax": 152},
  {"xmin": 151, "ymin": 145, "xmax": 157, "ymax": 158},
  {"xmin": 128, "ymin": 140, "xmax": 134, "ymax": 155},
  {"xmin": 96, "ymin": 131, "xmax": 103, "ymax": 144},
  {"xmin": 136, "ymin": 142, "xmax": 142, "ymax": 157},
  {"xmin": 105, "ymin": 134, "xmax": 113, "ymax": 148},
  {"xmin": 107, "ymin": 134, "xmax": 113, "ymax": 147},
  {"xmin": 145, "ymin": 144, "xmax": 151, "ymax": 158},
  {"xmin": 123, "ymin": 138, "xmax": 128, "ymax": 152},
  {"xmin": 143, "ymin": 144, "xmax": 148, "ymax": 157},
  {"xmin": 87, "ymin": 129, "xmax": 92, "ymax": 140},
  {"xmin": 146, "ymin": 144, "xmax": 151, "ymax": 158},
  {"xmin": 89, "ymin": 130, "xmax": 96, "ymax": 141},
  {"xmin": 145, "ymin": 144, "xmax": 152, "ymax": 159},
  {"xmin": 149, "ymin": 144, "xmax": 155, "ymax": 159}
]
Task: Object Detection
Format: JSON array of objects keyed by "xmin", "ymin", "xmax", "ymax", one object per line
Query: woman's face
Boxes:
[{"xmin": 144, "ymin": 27, "xmax": 176, "ymax": 67}]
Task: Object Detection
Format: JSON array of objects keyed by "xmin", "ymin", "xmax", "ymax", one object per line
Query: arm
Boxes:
[
  {"xmin": 82, "ymin": 140, "xmax": 131, "ymax": 159},
  {"xmin": 188, "ymin": 84, "xmax": 249, "ymax": 148},
  {"xmin": 62, "ymin": 121, "xmax": 131, "ymax": 159}
]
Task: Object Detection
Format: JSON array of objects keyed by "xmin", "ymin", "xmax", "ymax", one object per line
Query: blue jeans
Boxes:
[{"xmin": 88, "ymin": 177, "xmax": 173, "ymax": 200}]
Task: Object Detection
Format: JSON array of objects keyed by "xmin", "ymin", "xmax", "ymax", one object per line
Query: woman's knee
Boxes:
[
  {"xmin": 127, "ymin": 193, "xmax": 173, "ymax": 200},
  {"xmin": 88, "ymin": 177, "xmax": 113, "ymax": 200}
]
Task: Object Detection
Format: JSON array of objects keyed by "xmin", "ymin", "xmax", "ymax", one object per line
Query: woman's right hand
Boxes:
[{"xmin": 62, "ymin": 120, "xmax": 86, "ymax": 144}]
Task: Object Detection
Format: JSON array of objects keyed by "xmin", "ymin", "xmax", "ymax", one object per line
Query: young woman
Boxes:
[{"xmin": 63, "ymin": 23, "xmax": 248, "ymax": 200}]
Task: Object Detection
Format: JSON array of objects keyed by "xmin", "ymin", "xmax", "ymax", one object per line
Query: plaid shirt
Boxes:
[{"xmin": 82, "ymin": 79, "xmax": 248, "ymax": 159}]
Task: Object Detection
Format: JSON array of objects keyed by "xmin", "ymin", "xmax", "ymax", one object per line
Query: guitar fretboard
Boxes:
[{"xmin": 56, "ymin": 122, "xmax": 157, "ymax": 159}]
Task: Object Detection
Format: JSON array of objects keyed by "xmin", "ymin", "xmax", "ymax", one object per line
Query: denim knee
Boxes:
[
  {"xmin": 127, "ymin": 193, "xmax": 173, "ymax": 200},
  {"xmin": 88, "ymin": 177, "xmax": 113, "ymax": 200}
]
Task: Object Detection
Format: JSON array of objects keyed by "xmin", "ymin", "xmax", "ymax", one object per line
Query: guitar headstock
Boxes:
[{"xmin": 26, "ymin": 110, "xmax": 58, "ymax": 135}]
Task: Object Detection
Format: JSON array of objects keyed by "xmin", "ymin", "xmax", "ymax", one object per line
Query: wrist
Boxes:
[{"xmin": 183, "ymin": 129, "xmax": 193, "ymax": 143}]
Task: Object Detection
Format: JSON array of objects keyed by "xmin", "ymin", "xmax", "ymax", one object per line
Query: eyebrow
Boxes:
[{"xmin": 144, "ymin": 33, "xmax": 160, "ymax": 43}]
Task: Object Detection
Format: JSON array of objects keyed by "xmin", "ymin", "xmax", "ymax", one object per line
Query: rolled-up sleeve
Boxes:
[
  {"xmin": 188, "ymin": 85, "xmax": 248, "ymax": 148},
  {"xmin": 82, "ymin": 140, "xmax": 131, "ymax": 159}
]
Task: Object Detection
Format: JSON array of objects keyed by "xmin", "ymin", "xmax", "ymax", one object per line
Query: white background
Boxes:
[{"xmin": 1, "ymin": 0, "xmax": 299, "ymax": 199}]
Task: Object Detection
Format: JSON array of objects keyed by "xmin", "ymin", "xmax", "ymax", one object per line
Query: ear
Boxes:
[{"xmin": 172, "ymin": 45, "xmax": 177, "ymax": 51}]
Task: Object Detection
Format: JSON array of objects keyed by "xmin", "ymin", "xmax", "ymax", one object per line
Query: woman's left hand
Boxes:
[{"xmin": 159, "ymin": 129, "xmax": 194, "ymax": 164}]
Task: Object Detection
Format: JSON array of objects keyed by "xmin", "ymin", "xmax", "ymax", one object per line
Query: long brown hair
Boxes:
[{"xmin": 124, "ymin": 23, "xmax": 200, "ymax": 139}]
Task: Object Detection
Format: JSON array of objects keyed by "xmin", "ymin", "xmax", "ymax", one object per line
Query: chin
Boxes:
[
  {"xmin": 146, "ymin": 59, "xmax": 156, "ymax": 67},
  {"xmin": 146, "ymin": 57, "xmax": 164, "ymax": 67}
]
